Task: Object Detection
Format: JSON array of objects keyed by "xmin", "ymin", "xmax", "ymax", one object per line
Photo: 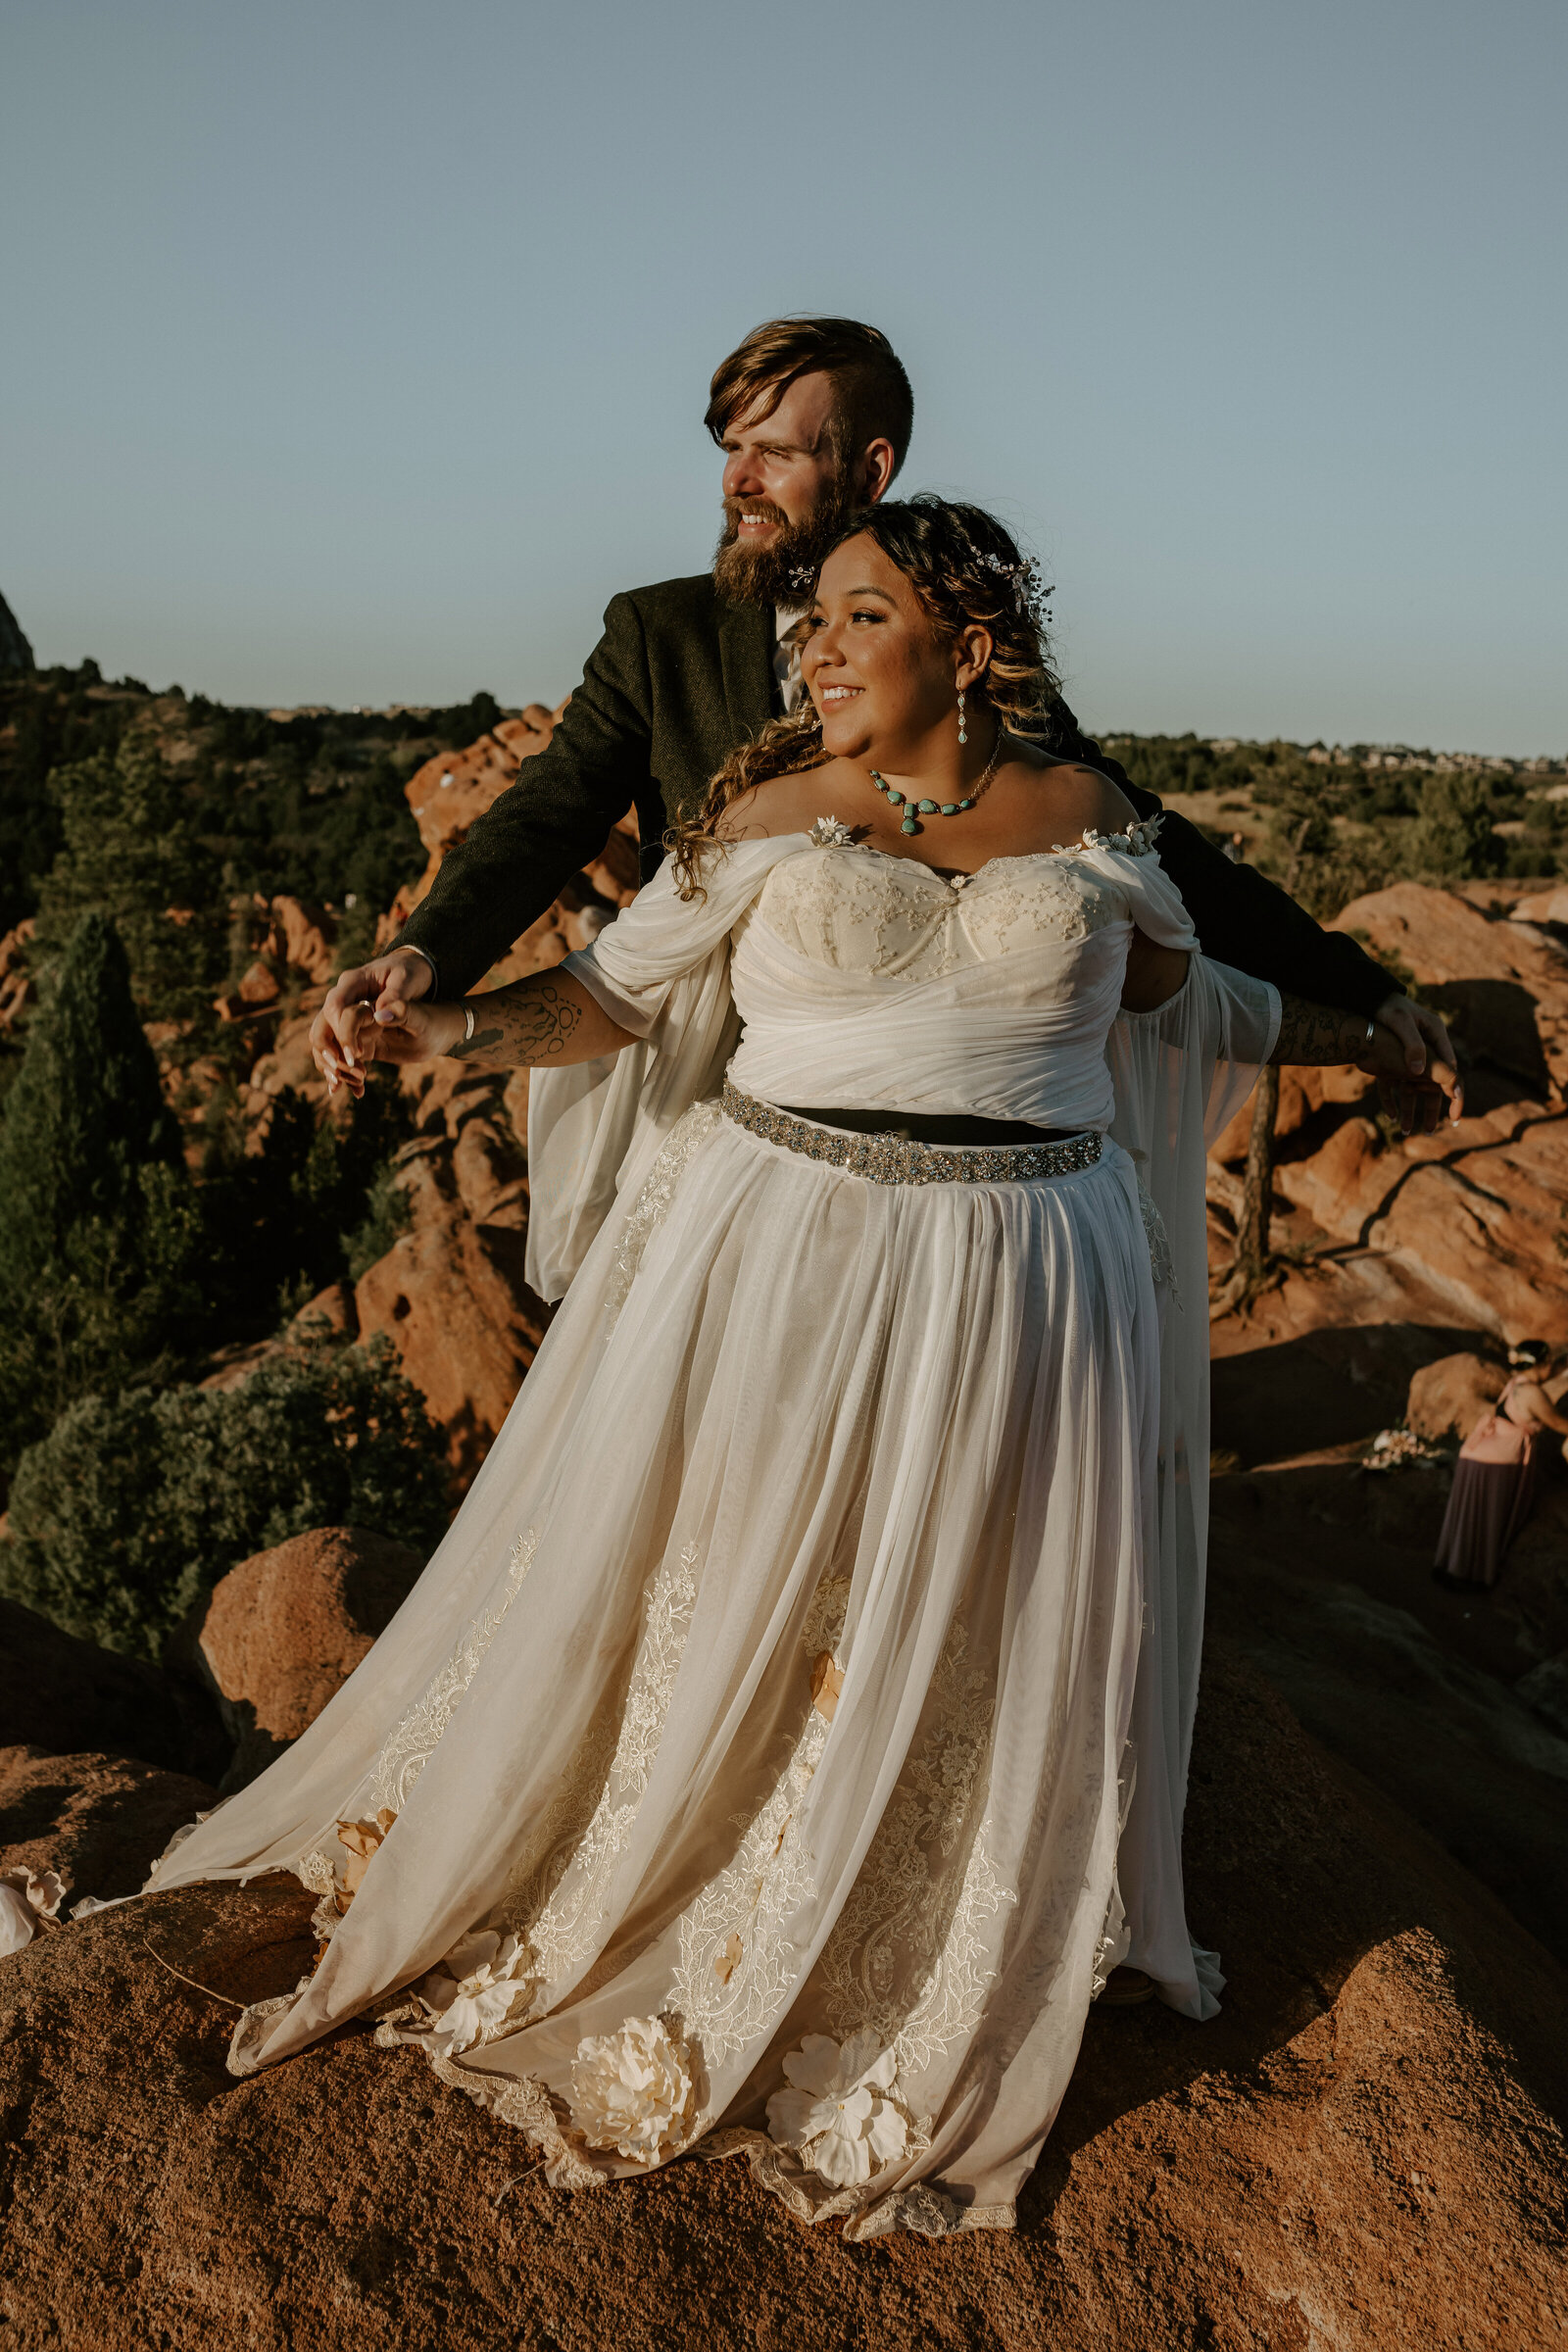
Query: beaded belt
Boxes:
[{"xmin": 720, "ymin": 1079, "xmax": 1102, "ymax": 1187}]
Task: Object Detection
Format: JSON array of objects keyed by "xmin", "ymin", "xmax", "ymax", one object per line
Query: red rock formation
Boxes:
[
  {"xmin": 185, "ymin": 1526, "xmax": 425, "ymax": 1788},
  {"xmin": 1333, "ymin": 878, "xmax": 1568, "ymax": 1098},
  {"xmin": 379, "ymin": 704, "xmax": 640, "ymax": 987},
  {"xmin": 0, "ymin": 1745, "xmax": 216, "ymax": 1905},
  {"xmin": 216, "ymin": 895, "xmax": 338, "ymax": 1024},
  {"xmin": 1, "ymin": 1647, "xmax": 1562, "ymax": 2349},
  {"xmin": 353, "ymin": 1066, "xmax": 551, "ymax": 1484},
  {"xmin": 1209, "ymin": 880, "xmax": 1568, "ymax": 1350}
]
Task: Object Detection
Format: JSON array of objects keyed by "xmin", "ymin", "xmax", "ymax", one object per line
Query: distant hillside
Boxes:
[
  {"xmin": 0, "ymin": 660, "xmax": 514, "ymax": 944},
  {"xmin": 1099, "ymin": 731, "xmax": 1568, "ymax": 919}
]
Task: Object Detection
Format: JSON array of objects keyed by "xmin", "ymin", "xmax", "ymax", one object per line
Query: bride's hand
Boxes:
[{"xmin": 323, "ymin": 1000, "xmax": 466, "ymax": 1098}]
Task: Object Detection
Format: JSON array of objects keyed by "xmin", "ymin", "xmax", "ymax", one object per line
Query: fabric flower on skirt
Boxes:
[
  {"xmin": 765, "ymin": 2031, "xmax": 911, "ymax": 2187},
  {"xmin": 0, "ymin": 1867, "xmax": 65, "ymax": 1956},
  {"xmin": 568, "ymin": 2014, "xmax": 698, "ymax": 2165},
  {"xmin": 415, "ymin": 1929, "xmax": 535, "ymax": 2056}
]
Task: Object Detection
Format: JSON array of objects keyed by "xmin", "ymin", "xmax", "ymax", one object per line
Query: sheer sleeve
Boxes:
[
  {"xmin": 525, "ymin": 838, "xmax": 802, "ymax": 1300},
  {"xmin": 565, "ymin": 842, "xmax": 794, "ymax": 1046},
  {"xmin": 1102, "ymin": 951, "xmax": 1277, "ymax": 2023},
  {"xmin": 1096, "ymin": 826, "xmax": 1199, "ymax": 955}
]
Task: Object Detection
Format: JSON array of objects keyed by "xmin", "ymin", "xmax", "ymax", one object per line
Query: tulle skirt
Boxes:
[{"xmin": 153, "ymin": 1106, "xmax": 1168, "ymax": 2237}]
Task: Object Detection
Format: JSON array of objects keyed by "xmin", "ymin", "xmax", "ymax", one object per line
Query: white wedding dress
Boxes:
[{"xmin": 143, "ymin": 818, "xmax": 1276, "ymax": 2239}]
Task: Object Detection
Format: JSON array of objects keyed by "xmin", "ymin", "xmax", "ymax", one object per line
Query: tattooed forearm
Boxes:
[
  {"xmin": 1272, "ymin": 994, "xmax": 1370, "ymax": 1066},
  {"xmin": 445, "ymin": 973, "xmax": 629, "ymax": 1069}
]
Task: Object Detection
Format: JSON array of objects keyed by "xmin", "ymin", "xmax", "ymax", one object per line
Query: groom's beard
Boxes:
[{"xmin": 711, "ymin": 480, "xmax": 856, "ymax": 607}]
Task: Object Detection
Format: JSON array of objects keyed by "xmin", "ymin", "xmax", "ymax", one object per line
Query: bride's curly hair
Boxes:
[{"xmin": 666, "ymin": 495, "xmax": 1064, "ymax": 900}]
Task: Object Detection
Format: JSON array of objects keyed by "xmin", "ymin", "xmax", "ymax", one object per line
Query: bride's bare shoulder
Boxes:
[{"xmin": 713, "ymin": 765, "xmax": 846, "ymax": 843}]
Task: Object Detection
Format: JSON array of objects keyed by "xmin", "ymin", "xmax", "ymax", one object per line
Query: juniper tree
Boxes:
[
  {"xmin": 37, "ymin": 733, "xmax": 224, "ymax": 1024},
  {"xmin": 0, "ymin": 912, "xmax": 205, "ymax": 1473}
]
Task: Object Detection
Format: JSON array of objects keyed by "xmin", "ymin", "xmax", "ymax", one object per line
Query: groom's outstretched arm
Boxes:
[
  {"xmin": 1047, "ymin": 698, "xmax": 1393, "ymax": 1017},
  {"xmin": 397, "ymin": 594, "xmax": 656, "ymax": 1001}
]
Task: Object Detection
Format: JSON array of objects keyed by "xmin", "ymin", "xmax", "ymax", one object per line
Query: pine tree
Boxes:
[{"xmin": 0, "ymin": 912, "xmax": 205, "ymax": 1475}]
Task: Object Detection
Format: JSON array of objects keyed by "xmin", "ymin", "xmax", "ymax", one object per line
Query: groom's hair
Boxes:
[{"xmin": 705, "ymin": 318, "xmax": 913, "ymax": 478}]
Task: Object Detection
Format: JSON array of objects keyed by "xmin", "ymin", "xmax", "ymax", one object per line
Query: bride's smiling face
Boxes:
[{"xmin": 802, "ymin": 534, "xmax": 986, "ymax": 763}]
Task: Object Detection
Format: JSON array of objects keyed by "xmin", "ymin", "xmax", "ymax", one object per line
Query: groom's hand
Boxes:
[
  {"xmin": 312, "ymin": 948, "xmax": 434, "ymax": 1091},
  {"xmin": 1360, "ymin": 993, "xmax": 1462, "ymax": 1134}
]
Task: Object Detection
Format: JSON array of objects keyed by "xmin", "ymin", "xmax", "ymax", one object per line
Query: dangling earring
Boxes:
[{"xmin": 956, "ymin": 686, "xmax": 967, "ymax": 746}]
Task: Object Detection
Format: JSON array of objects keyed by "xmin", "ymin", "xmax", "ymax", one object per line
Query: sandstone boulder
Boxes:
[
  {"xmin": 1333, "ymin": 878, "xmax": 1568, "ymax": 1098},
  {"xmin": 1406, "ymin": 1348, "xmax": 1508, "ymax": 1442},
  {"xmin": 1210, "ymin": 880, "xmax": 1568, "ymax": 1351},
  {"xmin": 1511, "ymin": 884, "xmax": 1568, "ymax": 929},
  {"xmin": 0, "ymin": 1744, "xmax": 216, "ymax": 1904},
  {"xmin": 185, "ymin": 1527, "xmax": 425, "ymax": 1790},
  {"xmin": 0, "ymin": 1597, "xmax": 224, "ymax": 1780},
  {"xmin": 0, "ymin": 1648, "xmax": 1562, "ymax": 2349},
  {"xmin": 1210, "ymin": 1319, "xmax": 1473, "ymax": 1465}
]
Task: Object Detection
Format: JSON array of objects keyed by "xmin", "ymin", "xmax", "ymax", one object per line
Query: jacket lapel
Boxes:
[{"xmin": 714, "ymin": 595, "xmax": 776, "ymax": 746}]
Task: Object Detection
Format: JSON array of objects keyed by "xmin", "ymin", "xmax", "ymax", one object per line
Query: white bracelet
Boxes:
[{"xmin": 463, "ymin": 1003, "xmax": 475, "ymax": 1045}]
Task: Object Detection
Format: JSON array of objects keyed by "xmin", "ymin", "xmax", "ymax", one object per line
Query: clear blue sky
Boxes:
[{"xmin": 3, "ymin": 0, "xmax": 1562, "ymax": 752}]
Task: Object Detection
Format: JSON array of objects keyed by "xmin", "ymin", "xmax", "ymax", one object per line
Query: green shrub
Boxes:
[
  {"xmin": 194, "ymin": 1078, "xmax": 416, "ymax": 1328},
  {"xmin": 1407, "ymin": 773, "xmax": 1503, "ymax": 880},
  {"xmin": 37, "ymin": 738, "xmax": 225, "ymax": 1023},
  {"xmin": 0, "ymin": 1337, "xmax": 450, "ymax": 1659},
  {"xmin": 0, "ymin": 913, "xmax": 209, "ymax": 1474},
  {"xmin": 343, "ymin": 1159, "xmax": 415, "ymax": 1283}
]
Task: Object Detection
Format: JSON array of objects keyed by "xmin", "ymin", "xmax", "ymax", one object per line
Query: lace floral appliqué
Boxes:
[
  {"xmin": 368, "ymin": 1525, "xmax": 538, "ymax": 1812},
  {"xmin": 521, "ymin": 1538, "xmax": 702, "ymax": 1992},
  {"xmin": 608, "ymin": 1101, "xmax": 722, "ymax": 1310},
  {"xmin": 818, "ymin": 1617, "xmax": 1015, "ymax": 2085}
]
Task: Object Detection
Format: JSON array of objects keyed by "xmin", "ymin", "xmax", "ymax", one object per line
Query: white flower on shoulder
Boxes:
[
  {"xmin": 765, "ymin": 2030, "xmax": 911, "ymax": 2187},
  {"xmin": 568, "ymin": 2014, "xmax": 697, "ymax": 2165},
  {"xmin": 416, "ymin": 1929, "xmax": 535, "ymax": 2056},
  {"xmin": 0, "ymin": 1867, "xmax": 66, "ymax": 1957},
  {"xmin": 808, "ymin": 815, "xmax": 856, "ymax": 849}
]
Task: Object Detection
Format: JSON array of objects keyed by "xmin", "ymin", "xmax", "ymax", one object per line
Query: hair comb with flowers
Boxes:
[{"xmin": 980, "ymin": 549, "xmax": 1052, "ymax": 634}]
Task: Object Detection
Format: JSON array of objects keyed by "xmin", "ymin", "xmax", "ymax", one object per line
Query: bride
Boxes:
[{"xmin": 144, "ymin": 497, "xmax": 1398, "ymax": 2239}]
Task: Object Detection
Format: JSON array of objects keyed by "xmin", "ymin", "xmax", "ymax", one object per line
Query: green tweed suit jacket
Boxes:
[{"xmin": 399, "ymin": 575, "xmax": 1391, "ymax": 1015}]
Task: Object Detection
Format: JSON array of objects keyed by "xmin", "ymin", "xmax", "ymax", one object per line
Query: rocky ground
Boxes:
[
  {"xmin": 2, "ymin": 1638, "xmax": 1563, "ymax": 2351},
  {"xmin": 4, "ymin": 729, "xmax": 1568, "ymax": 2345}
]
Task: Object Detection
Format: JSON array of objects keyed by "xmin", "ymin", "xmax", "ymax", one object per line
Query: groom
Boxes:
[{"xmin": 314, "ymin": 315, "xmax": 1454, "ymax": 1102}]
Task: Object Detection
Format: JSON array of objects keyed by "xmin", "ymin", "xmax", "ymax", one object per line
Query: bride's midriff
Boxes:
[{"xmin": 777, "ymin": 1104, "xmax": 1075, "ymax": 1147}]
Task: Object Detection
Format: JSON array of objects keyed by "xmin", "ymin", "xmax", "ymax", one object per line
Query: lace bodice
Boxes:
[
  {"xmin": 739, "ymin": 841, "xmax": 1129, "ymax": 983},
  {"xmin": 572, "ymin": 820, "xmax": 1196, "ymax": 1133}
]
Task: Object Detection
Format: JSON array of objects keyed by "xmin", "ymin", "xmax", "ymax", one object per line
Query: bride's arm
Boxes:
[
  {"xmin": 324, "ymin": 969, "xmax": 633, "ymax": 1094},
  {"xmin": 1120, "ymin": 929, "xmax": 1190, "ymax": 1011},
  {"xmin": 1119, "ymin": 929, "xmax": 1460, "ymax": 1125}
]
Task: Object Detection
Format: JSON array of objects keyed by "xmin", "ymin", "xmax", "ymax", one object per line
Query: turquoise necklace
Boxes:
[{"xmin": 870, "ymin": 724, "xmax": 1006, "ymax": 836}]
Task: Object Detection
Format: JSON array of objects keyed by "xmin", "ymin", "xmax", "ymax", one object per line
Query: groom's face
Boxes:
[{"xmin": 712, "ymin": 371, "xmax": 855, "ymax": 606}]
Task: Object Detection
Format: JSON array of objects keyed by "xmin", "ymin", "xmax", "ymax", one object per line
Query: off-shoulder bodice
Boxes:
[{"xmin": 573, "ymin": 819, "xmax": 1196, "ymax": 1132}]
